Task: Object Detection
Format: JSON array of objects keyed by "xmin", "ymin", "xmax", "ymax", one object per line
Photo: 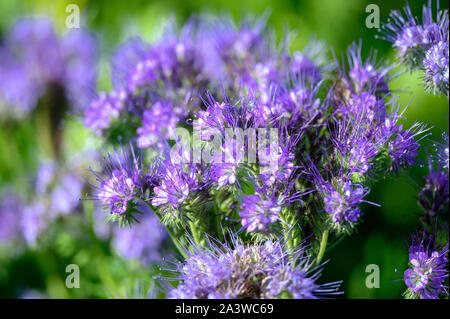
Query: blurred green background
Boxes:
[{"xmin": 0, "ymin": 0, "xmax": 448, "ymax": 298}]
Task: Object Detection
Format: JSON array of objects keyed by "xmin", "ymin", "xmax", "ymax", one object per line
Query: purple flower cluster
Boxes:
[
  {"xmin": 0, "ymin": 18, "xmax": 98, "ymax": 118},
  {"xmin": 168, "ymin": 234, "xmax": 341, "ymax": 299},
  {"xmin": 404, "ymin": 233, "xmax": 448, "ymax": 299},
  {"xmin": 380, "ymin": 1, "xmax": 449, "ymax": 96},
  {"xmin": 80, "ymin": 14, "xmax": 448, "ymax": 299},
  {"xmin": 86, "ymin": 17, "xmax": 428, "ymax": 240},
  {"xmin": 239, "ymin": 191, "xmax": 281, "ymax": 232},
  {"xmin": 91, "ymin": 147, "xmax": 147, "ymax": 218},
  {"xmin": 84, "ymin": 21, "xmax": 205, "ymax": 142}
]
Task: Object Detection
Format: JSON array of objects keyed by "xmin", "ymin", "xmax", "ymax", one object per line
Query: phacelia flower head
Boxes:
[
  {"xmin": 379, "ymin": 1, "xmax": 449, "ymax": 96},
  {"xmin": 321, "ymin": 181, "xmax": 368, "ymax": 225},
  {"xmin": 83, "ymin": 89, "xmax": 127, "ymax": 135},
  {"xmin": 239, "ymin": 190, "xmax": 282, "ymax": 232},
  {"xmin": 423, "ymin": 40, "xmax": 449, "ymax": 95},
  {"xmin": 136, "ymin": 101, "xmax": 180, "ymax": 148},
  {"xmin": 345, "ymin": 42, "xmax": 393, "ymax": 96},
  {"xmin": 90, "ymin": 146, "xmax": 147, "ymax": 224},
  {"xmin": 151, "ymin": 160, "xmax": 201, "ymax": 216},
  {"xmin": 20, "ymin": 202, "xmax": 46, "ymax": 246},
  {"xmin": 306, "ymin": 160, "xmax": 376, "ymax": 230},
  {"xmin": 403, "ymin": 232, "xmax": 449, "ymax": 299},
  {"xmin": 168, "ymin": 232, "xmax": 342, "ymax": 299}
]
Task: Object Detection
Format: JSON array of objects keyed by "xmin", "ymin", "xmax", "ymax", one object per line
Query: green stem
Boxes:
[{"xmin": 316, "ymin": 229, "xmax": 329, "ymax": 265}]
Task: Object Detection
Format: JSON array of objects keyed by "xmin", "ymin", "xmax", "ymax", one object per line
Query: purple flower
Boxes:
[
  {"xmin": 152, "ymin": 161, "xmax": 198, "ymax": 211},
  {"xmin": 403, "ymin": 233, "xmax": 448, "ymax": 299},
  {"xmin": 91, "ymin": 147, "xmax": 145, "ymax": 215},
  {"xmin": 290, "ymin": 52, "xmax": 321, "ymax": 83},
  {"xmin": 343, "ymin": 42, "xmax": 393, "ymax": 96},
  {"xmin": 275, "ymin": 81, "xmax": 324, "ymax": 127},
  {"xmin": 388, "ymin": 127, "xmax": 420, "ymax": 169},
  {"xmin": 423, "ymin": 41, "xmax": 449, "ymax": 95},
  {"xmin": 321, "ymin": 181, "xmax": 366, "ymax": 224},
  {"xmin": 60, "ymin": 29, "xmax": 99, "ymax": 112},
  {"xmin": 111, "ymin": 38, "xmax": 149, "ymax": 90},
  {"xmin": 306, "ymin": 160, "xmax": 374, "ymax": 227},
  {"xmin": 136, "ymin": 101, "xmax": 180, "ymax": 148},
  {"xmin": 83, "ymin": 89, "xmax": 127, "ymax": 135},
  {"xmin": 239, "ymin": 191, "xmax": 281, "ymax": 232},
  {"xmin": 168, "ymin": 233, "xmax": 341, "ymax": 299}
]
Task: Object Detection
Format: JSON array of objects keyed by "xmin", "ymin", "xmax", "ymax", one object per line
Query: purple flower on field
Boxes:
[
  {"xmin": 111, "ymin": 38, "xmax": 149, "ymax": 90},
  {"xmin": 83, "ymin": 89, "xmax": 127, "ymax": 134},
  {"xmin": 168, "ymin": 233, "xmax": 341, "ymax": 299},
  {"xmin": 91, "ymin": 147, "xmax": 145, "ymax": 215},
  {"xmin": 152, "ymin": 161, "xmax": 198, "ymax": 210},
  {"xmin": 35, "ymin": 162, "xmax": 55, "ymax": 195},
  {"xmin": 276, "ymin": 82, "xmax": 323, "ymax": 125},
  {"xmin": 98, "ymin": 170, "xmax": 136, "ymax": 214},
  {"xmin": 210, "ymin": 162, "xmax": 239, "ymax": 187},
  {"xmin": 239, "ymin": 191, "xmax": 281, "ymax": 232},
  {"xmin": 60, "ymin": 29, "xmax": 98, "ymax": 112},
  {"xmin": 290, "ymin": 52, "xmax": 321, "ymax": 83},
  {"xmin": 0, "ymin": 49, "xmax": 40, "ymax": 117},
  {"xmin": 321, "ymin": 181, "xmax": 366, "ymax": 224},
  {"xmin": 388, "ymin": 126, "xmax": 421, "ymax": 169},
  {"xmin": 403, "ymin": 233, "xmax": 448, "ymax": 299},
  {"xmin": 306, "ymin": 160, "xmax": 375, "ymax": 227},
  {"xmin": 258, "ymin": 140, "xmax": 295, "ymax": 187},
  {"xmin": 136, "ymin": 101, "xmax": 180, "ymax": 148}
]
